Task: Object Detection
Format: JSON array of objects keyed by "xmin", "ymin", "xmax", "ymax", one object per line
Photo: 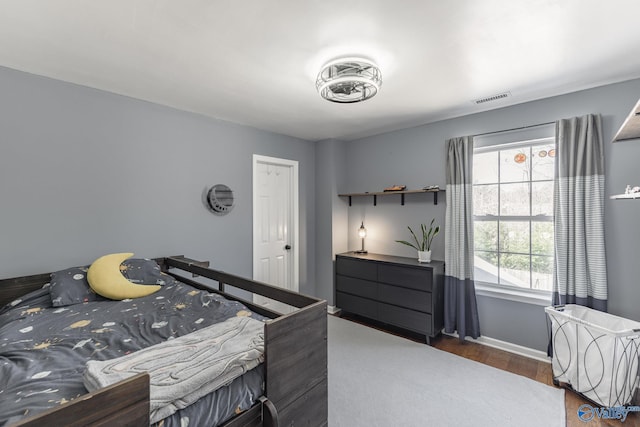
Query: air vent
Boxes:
[{"xmin": 472, "ymin": 91, "xmax": 511, "ymax": 105}]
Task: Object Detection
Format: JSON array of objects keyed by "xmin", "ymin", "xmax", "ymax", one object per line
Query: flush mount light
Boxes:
[{"xmin": 316, "ymin": 58, "xmax": 382, "ymax": 103}]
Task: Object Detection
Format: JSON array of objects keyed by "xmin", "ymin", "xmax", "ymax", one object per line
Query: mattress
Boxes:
[{"xmin": 0, "ymin": 275, "xmax": 266, "ymax": 426}]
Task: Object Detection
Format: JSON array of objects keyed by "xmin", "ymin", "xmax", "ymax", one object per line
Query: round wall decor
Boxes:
[{"xmin": 205, "ymin": 184, "xmax": 234, "ymax": 215}]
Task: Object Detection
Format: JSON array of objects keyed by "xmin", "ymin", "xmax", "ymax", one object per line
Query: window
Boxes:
[{"xmin": 473, "ymin": 134, "xmax": 555, "ymax": 293}]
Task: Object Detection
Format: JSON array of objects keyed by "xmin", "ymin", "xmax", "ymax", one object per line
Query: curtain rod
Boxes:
[{"xmin": 473, "ymin": 121, "xmax": 555, "ymax": 138}]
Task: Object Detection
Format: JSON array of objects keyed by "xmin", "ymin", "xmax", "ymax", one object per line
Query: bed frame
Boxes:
[{"xmin": 0, "ymin": 255, "xmax": 328, "ymax": 427}]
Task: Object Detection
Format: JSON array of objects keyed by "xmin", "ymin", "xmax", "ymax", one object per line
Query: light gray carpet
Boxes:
[{"xmin": 328, "ymin": 316, "xmax": 565, "ymax": 427}]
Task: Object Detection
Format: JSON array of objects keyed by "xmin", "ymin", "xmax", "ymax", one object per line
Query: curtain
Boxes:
[
  {"xmin": 445, "ymin": 136, "xmax": 481, "ymax": 341},
  {"xmin": 552, "ymin": 114, "xmax": 607, "ymax": 311}
]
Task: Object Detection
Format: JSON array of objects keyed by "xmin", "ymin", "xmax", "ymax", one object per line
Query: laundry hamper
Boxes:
[{"xmin": 545, "ymin": 304, "xmax": 640, "ymax": 407}]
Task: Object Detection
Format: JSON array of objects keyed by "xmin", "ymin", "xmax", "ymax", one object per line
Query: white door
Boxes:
[{"xmin": 252, "ymin": 155, "xmax": 299, "ymax": 314}]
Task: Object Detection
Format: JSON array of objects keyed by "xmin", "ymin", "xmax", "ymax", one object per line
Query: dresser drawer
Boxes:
[
  {"xmin": 336, "ymin": 275, "xmax": 378, "ymax": 300},
  {"xmin": 378, "ymin": 283, "xmax": 431, "ymax": 313},
  {"xmin": 378, "ymin": 264, "xmax": 432, "ymax": 291},
  {"xmin": 336, "ymin": 257, "xmax": 377, "ymax": 281},
  {"xmin": 378, "ymin": 302, "xmax": 431, "ymax": 335},
  {"xmin": 336, "ymin": 292, "xmax": 377, "ymax": 319}
]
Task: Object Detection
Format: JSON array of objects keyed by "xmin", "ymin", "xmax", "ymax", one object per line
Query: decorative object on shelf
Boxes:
[
  {"xmin": 422, "ymin": 185, "xmax": 439, "ymax": 191},
  {"xmin": 205, "ymin": 184, "xmax": 234, "ymax": 215},
  {"xmin": 383, "ymin": 184, "xmax": 406, "ymax": 192},
  {"xmin": 395, "ymin": 218, "xmax": 440, "ymax": 263},
  {"xmin": 316, "ymin": 58, "xmax": 382, "ymax": 103},
  {"xmin": 354, "ymin": 222, "xmax": 368, "ymax": 254}
]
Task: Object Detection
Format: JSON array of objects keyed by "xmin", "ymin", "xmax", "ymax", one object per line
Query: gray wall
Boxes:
[
  {"xmin": 0, "ymin": 66, "xmax": 317, "ymax": 297},
  {"xmin": 333, "ymin": 78, "xmax": 640, "ymax": 352},
  {"xmin": 315, "ymin": 139, "xmax": 348, "ymax": 305}
]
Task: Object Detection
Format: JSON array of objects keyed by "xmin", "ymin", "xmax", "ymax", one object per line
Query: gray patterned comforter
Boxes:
[{"xmin": 0, "ymin": 279, "xmax": 265, "ymax": 426}]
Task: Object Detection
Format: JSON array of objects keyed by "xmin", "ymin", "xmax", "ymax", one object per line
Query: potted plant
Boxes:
[{"xmin": 395, "ymin": 218, "xmax": 440, "ymax": 263}]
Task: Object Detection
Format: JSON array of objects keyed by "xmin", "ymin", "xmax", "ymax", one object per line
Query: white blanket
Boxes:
[{"xmin": 83, "ymin": 316, "xmax": 265, "ymax": 423}]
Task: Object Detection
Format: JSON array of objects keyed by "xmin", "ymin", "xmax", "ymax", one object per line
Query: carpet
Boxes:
[{"xmin": 328, "ymin": 315, "xmax": 565, "ymax": 427}]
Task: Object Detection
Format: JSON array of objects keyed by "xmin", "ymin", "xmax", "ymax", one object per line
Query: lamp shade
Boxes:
[{"xmin": 358, "ymin": 222, "xmax": 367, "ymax": 238}]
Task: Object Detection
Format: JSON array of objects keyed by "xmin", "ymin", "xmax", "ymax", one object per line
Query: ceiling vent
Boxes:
[{"xmin": 472, "ymin": 92, "xmax": 511, "ymax": 105}]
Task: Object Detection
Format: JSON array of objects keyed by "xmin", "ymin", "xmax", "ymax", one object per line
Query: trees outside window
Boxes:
[{"xmin": 473, "ymin": 140, "xmax": 555, "ymax": 291}]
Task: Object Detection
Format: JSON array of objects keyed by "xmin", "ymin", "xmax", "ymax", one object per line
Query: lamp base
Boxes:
[{"xmin": 354, "ymin": 250, "xmax": 368, "ymax": 254}]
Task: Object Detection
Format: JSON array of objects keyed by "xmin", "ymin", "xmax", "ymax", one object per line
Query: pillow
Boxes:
[
  {"xmin": 50, "ymin": 257, "xmax": 172, "ymax": 306},
  {"xmin": 119, "ymin": 258, "xmax": 174, "ymax": 286},
  {"xmin": 50, "ymin": 266, "xmax": 106, "ymax": 307},
  {"xmin": 87, "ymin": 253, "xmax": 162, "ymax": 300}
]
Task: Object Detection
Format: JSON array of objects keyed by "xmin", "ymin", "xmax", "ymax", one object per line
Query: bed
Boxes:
[{"xmin": 0, "ymin": 255, "xmax": 328, "ymax": 427}]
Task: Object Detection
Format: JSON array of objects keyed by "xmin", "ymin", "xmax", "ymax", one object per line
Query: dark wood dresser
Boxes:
[{"xmin": 335, "ymin": 252, "xmax": 444, "ymax": 344}]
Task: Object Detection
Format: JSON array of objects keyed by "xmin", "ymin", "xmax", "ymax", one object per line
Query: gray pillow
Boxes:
[
  {"xmin": 49, "ymin": 266, "xmax": 103, "ymax": 307},
  {"xmin": 119, "ymin": 258, "xmax": 174, "ymax": 286},
  {"xmin": 49, "ymin": 258, "xmax": 173, "ymax": 307}
]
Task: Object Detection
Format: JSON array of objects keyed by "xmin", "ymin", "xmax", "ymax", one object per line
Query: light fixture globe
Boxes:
[
  {"xmin": 355, "ymin": 221, "xmax": 368, "ymax": 254},
  {"xmin": 316, "ymin": 58, "xmax": 382, "ymax": 103}
]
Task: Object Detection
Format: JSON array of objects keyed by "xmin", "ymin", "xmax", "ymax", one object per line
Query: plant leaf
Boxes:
[
  {"xmin": 395, "ymin": 240, "xmax": 419, "ymax": 251},
  {"xmin": 424, "ymin": 219, "xmax": 439, "ymax": 251},
  {"xmin": 408, "ymin": 226, "xmax": 423, "ymax": 251}
]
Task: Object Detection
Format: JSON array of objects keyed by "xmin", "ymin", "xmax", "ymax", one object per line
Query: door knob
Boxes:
[{"xmin": 284, "ymin": 244, "xmax": 291, "ymax": 250}]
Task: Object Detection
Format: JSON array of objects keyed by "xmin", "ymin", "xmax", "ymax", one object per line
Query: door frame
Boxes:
[{"xmin": 252, "ymin": 154, "xmax": 299, "ymax": 293}]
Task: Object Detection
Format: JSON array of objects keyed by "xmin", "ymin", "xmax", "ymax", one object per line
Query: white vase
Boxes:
[{"xmin": 417, "ymin": 250, "xmax": 431, "ymax": 263}]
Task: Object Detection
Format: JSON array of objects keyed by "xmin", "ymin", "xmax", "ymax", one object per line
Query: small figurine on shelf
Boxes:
[
  {"xmin": 383, "ymin": 185, "xmax": 406, "ymax": 192},
  {"xmin": 626, "ymin": 185, "xmax": 640, "ymax": 194}
]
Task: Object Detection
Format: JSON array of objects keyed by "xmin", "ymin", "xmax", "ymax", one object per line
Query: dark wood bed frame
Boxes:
[{"xmin": 0, "ymin": 255, "xmax": 328, "ymax": 427}]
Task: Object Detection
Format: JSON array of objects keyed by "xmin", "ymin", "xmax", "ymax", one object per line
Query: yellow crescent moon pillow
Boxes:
[{"xmin": 87, "ymin": 253, "xmax": 162, "ymax": 300}]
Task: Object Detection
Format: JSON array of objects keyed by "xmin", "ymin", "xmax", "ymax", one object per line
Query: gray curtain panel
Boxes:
[
  {"xmin": 552, "ymin": 114, "xmax": 607, "ymax": 311},
  {"xmin": 445, "ymin": 136, "xmax": 481, "ymax": 341}
]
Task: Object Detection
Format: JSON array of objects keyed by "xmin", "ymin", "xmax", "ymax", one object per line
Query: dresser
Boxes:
[{"xmin": 335, "ymin": 252, "xmax": 444, "ymax": 344}]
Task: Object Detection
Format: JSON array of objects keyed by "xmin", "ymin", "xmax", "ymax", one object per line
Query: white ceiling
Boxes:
[{"xmin": 2, "ymin": 0, "xmax": 640, "ymax": 141}]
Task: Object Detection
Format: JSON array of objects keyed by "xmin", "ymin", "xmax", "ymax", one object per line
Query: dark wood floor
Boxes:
[
  {"xmin": 431, "ymin": 334, "xmax": 639, "ymax": 427},
  {"xmin": 337, "ymin": 314, "xmax": 639, "ymax": 427}
]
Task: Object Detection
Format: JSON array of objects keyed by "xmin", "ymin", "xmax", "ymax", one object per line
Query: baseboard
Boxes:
[
  {"xmin": 327, "ymin": 305, "xmax": 341, "ymax": 315},
  {"xmin": 443, "ymin": 331, "xmax": 551, "ymax": 364}
]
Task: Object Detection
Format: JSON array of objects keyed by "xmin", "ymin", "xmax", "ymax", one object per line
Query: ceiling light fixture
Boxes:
[{"xmin": 316, "ymin": 58, "xmax": 382, "ymax": 103}]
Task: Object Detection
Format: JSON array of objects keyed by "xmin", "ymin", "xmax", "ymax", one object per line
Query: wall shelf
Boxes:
[
  {"xmin": 610, "ymin": 193, "xmax": 640, "ymax": 200},
  {"xmin": 612, "ymin": 98, "xmax": 640, "ymax": 142},
  {"xmin": 338, "ymin": 188, "xmax": 443, "ymax": 206}
]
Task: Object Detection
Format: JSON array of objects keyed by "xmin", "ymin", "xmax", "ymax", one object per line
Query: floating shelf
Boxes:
[
  {"xmin": 613, "ymin": 98, "xmax": 640, "ymax": 142},
  {"xmin": 338, "ymin": 189, "xmax": 443, "ymax": 206},
  {"xmin": 610, "ymin": 193, "xmax": 640, "ymax": 200}
]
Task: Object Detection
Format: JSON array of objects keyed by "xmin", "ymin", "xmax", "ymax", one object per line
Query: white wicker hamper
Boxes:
[{"xmin": 545, "ymin": 304, "xmax": 640, "ymax": 407}]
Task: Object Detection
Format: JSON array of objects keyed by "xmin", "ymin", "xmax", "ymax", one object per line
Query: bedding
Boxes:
[
  {"xmin": 0, "ymin": 268, "xmax": 266, "ymax": 426},
  {"xmin": 84, "ymin": 316, "xmax": 264, "ymax": 423},
  {"xmin": 49, "ymin": 257, "xmax": 170, "ymax": 307}
]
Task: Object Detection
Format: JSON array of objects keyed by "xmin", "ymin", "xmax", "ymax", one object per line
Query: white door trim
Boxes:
[{"xmin": 252, "ymin": 154, "xmax": 299, "ymax": 293}]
